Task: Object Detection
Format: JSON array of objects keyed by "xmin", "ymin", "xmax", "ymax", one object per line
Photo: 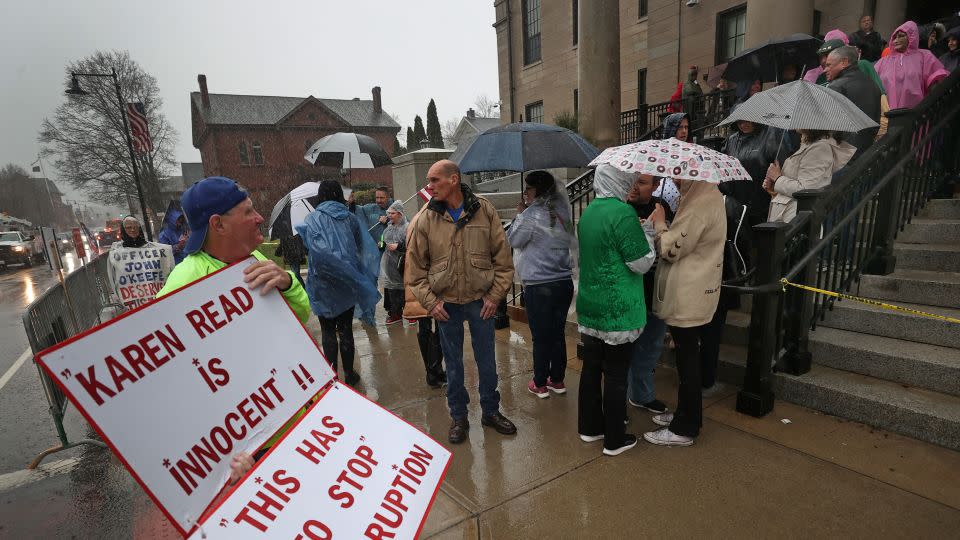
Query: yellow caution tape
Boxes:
[{"xmin": 779, "ymin": 278, "xmax": 960, "ymax": 325}]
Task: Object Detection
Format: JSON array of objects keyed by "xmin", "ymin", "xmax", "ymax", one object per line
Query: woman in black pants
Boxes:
[{"xmin": 645, "ymin": 177, "xmax": 726, "ymax": 447}]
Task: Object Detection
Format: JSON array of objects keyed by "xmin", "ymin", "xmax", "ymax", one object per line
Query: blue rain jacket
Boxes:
[{"xmin": 297, "ymin": 201, "xmax": 381, "ymax": 325}]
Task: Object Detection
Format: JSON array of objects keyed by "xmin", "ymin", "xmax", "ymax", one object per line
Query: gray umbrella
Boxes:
[{"xmin": 719, "ymin": 80, "xmax": 878, "ymax": 133}]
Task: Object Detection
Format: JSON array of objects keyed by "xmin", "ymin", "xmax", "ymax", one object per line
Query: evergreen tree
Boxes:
[
  {"xmin": 412, "ymin": 116, "xmax": 427, "ymax": 149},
  {"xmin": 406, "ymin": 127, "xmax": 417, "ymax": 151},
  {"xmin": 393, "ymin": 137, "xmax": 404, "ymax": 155},
  {"xmin": 426, "ymin": 99, "xmax": 443, "ymax": 148}
]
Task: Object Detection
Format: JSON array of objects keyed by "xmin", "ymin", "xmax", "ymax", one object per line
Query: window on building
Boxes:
[
  {"xmin": 716, "ymin": 6, "xmax": 747, "ymax": 64},
  {"xmin": 639, "ymin": 0, "xmax": 648, "ymax": 18},
  {"xmin": 522, "ymin": 0, "xmax": 542, "ymax": 64},
  {"xmin": 637, "ymin": 68, "xmax": 647, "ymax": 107},
  {"xmin": 573, "ymin": 89, "xmax": 579, "ymax": 117},
  {"xmin": 238, "ymin": 142, "xmax": 249, "ymax": 165},
  {"xmin": 525, "ymin": 101, "xmax": 544, "ymax": 124},
  {"xmin": 572, "ymin": 0, "xmax": 578, "ymax": 46},
  {"xmin": 252, "ymin": 142, "xmax": 264, "ymax": 166},
  {"xmin": 812, "ymin": 10, "xmax": 822, "ymax": 38}
]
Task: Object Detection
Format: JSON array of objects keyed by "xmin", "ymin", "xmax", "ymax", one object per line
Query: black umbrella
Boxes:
[
  {"xmin": 722, "ymin": 33, "xmax": 822, "ymax": 84},
  {"xmin": 450, "ymin": 122, "xmax": 599, "ymax": 174},
  {"xmin": 304, "ymin": 132, "xmax": 392, "ymax": 168}
]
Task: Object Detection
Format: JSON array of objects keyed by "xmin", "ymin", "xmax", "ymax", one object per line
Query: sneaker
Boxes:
[
  {"xmin": 643, "ymin": 427, "xmax": 694, "ymax": 447},
  {"xmin": 579, "ymin": 433, "xmax": 604, "ymax": 442},
  {"xmin": 602, "ymin": 434, "xmax": 638, "ymax": 456},
  {"xmin": 527, "ymin": 380, "xmax": 550, "ymax": 399},
  {"xmin": 628, "ymin": 398, "xmax": 668, "ymax": 414},
  {"xmin": 385, "ymin": 315, "xmax": 402, "ymax": 325},
  {"xmin": 651, "ymin": 412, "xmax": 674, "ymax": 427},
  {"xmin": 702, "ymin": 382, "xmax": 728, "ymax": 398},
  {"xmin": 546, "ymin": 378, "xmax": 567, "ymax": 394}
]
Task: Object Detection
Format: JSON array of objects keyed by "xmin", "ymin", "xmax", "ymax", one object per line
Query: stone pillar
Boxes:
[
  {"xmin": 744, "ymin": 0, "xmax": 814, "ymax": 49},
  {"xmin": 872, "ymin": 0, "xmax": 906, "ymax": 38},
  {"xmin": 577, "ymin": 0, "xmax": 620, "ymax": 149},
  {"xmin": 390, "ymin": 148, "xmax": 453, "ymax": 216}
]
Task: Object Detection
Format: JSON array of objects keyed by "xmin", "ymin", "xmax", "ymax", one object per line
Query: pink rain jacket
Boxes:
[
  {"xmin": 874, "ymin": 21, "xmax": 949, "ymax": 109},
  {"xmin": 803, "ymin": 29, "xmax": 849, "ymax": 83}
]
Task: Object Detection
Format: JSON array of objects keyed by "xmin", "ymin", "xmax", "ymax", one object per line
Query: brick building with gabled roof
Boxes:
[{"xmin": 190, "ymin": 74, "xmax": 400, "ymax": 209}]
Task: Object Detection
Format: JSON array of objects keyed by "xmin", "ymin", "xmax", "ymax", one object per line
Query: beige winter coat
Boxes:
[
  {"xmin": 768, "ymin": 137, "xmax": 856, "ymax": 223},
  {"xmin": 406, "ymin": 189, "xmax": 514, "ymax": 313},
  {"xmin": 652, "ymin": 180, "xmax": 726, "ymax": 328}
]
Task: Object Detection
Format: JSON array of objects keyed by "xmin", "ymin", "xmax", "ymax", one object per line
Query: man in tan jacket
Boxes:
[{"xmin": 406, "ymin": 160, "xmax": 517, "ymax": 444}]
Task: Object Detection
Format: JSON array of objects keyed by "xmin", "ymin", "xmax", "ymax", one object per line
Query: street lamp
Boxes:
[{"xmin": 65, "ymin": 69, "xmax": 153, "ymax": 240}]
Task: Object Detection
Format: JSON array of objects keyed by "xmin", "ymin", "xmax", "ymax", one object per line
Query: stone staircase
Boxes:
[{"xmin": 719, "ymin": 198, "xmax": 960, "ymax": 450}]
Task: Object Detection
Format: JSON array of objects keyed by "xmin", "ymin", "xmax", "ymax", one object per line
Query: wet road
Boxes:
[{"xmin": 0, "ymin": 258, "xmax": 162, "ymax": 539}]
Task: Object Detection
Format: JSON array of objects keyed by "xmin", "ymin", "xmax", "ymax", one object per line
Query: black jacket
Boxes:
[
  {"xmin": 852, "ymin": 30, "xmax": 886, "ymax": 62},
  {"xmin": 827, "ymin": 64, "xmax": 881, "ymax": 155},
  {"xmin": 721, "ymin": 125, "xmax": 797, "ymax": 224}
]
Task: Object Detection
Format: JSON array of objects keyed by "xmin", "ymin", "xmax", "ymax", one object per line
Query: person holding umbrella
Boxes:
[
  {"xmin": 764, "ymin": 130, "xmax": 856, "ymax": 223},
  {"xmin": 506, "ymin": 170, "xmax": 576, "ymax": 399},
  {"xmin": 274, "ymin": 234, "xmax": 306, "ymax": 286},
  {"xmin": 645, "ymin": 167, "xmax": 727, "ymax": 448}
]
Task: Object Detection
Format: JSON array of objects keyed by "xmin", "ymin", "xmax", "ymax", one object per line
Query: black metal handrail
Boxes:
[
  {"xmin": 731, "ymin": 68, "xmax": 960, "ymax": 418},
  {"xmin": 620, "ymin": 89, "xmax": 736, "ymax": 145}
]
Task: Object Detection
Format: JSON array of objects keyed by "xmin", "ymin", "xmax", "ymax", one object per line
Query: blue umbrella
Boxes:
[{"xmin": 451, "ymin": 122, "xmax": 600, "ymax": 173}]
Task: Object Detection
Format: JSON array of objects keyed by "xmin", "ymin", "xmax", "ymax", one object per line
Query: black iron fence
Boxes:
[
  {"xmin": 729, "ymin": 69, "xmax": 960, "ymax": 417},
  {"xmin": 620, "ymin": 89, "xmax": 736, "ymax": 145}
]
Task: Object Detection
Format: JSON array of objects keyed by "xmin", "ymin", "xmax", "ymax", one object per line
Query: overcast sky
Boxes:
[{"xmin": 0, "ymin": 0, "xmax": 499, "ymax": 201}]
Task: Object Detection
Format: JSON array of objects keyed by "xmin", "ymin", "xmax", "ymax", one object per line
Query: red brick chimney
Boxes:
[
  {"xmin": 372, "ymin": 86, "xmax": 382, "ymax": 114},
  {"xmin": 198, "ymin": 74, "xmax": 210, "ymax": 108}
]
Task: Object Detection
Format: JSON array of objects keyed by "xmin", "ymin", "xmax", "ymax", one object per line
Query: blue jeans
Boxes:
[
  {"xmin": 437, "ymin": 299, "xmax": 500, "ymax": 419},
  {"xmin": 524, "ymin": 279, "xmax": 574, "ymax": 386},
  {"xmin": 628, "ymin": 311, "xmax": 666, "ymax": 404}
]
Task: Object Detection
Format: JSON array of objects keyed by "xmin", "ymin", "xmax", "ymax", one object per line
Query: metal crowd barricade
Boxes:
[{"xmin": 21, "ymin": 249, "xmax": 122, "ymax": 468}]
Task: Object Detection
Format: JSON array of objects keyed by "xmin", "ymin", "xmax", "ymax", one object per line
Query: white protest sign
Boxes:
[
  {"xmin": 191, "ymin": 383, "xmax": 452, "ymax": 540},
  {"xmin": 36, "ymin": 257, "xmax": 335, "ymax": 537},
  {"xmin": 106, "ymin": 242, "xmax": 176, "ymax": 309}
]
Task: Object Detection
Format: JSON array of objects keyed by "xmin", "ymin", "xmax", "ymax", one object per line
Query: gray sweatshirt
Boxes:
[{"xmin": 506, "ymin": 198, "xmax": 574, "ymax": 285}]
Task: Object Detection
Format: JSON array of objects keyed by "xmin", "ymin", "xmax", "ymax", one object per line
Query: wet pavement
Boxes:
[{"xmin": 1, "ymin": 299, "xmax": 959, "ymax": 538}]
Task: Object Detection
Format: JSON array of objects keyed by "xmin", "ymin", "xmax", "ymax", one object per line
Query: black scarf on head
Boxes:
[{"xmin": 121, "ymin": 221, "xmax": 147, "ymax": 248}]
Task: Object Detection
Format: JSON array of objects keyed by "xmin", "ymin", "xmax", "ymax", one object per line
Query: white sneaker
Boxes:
[
  {"xmin": 652, "ymin": 412, "xmax": 674, "ymax": 427},
  {"xmin": 643, "ymin": 427, "xmax": 694, "ymax": 447},
  {"xmin": 602, "ymin": 434, "xmax": 638, "ymax": 456},
  {"xmin": 702, "ymin": 382, "xmax": 729, "ymax": 398},
  {"xmin": 579, "ymin": 433, "xmax": 604, "ymax": 442}
]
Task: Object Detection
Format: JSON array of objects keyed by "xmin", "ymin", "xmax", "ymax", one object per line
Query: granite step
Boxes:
[
  {"xmin": 819, "ymin": 299, "xmax": 960, "ymax": 349},
  {"xmin": 893, "ymin": 242, "xmax": 960, "ymax": 272},
  {"xmin": 715, "ymin": 346, "xmax": 960, "ymax": 451},
  {"xmin": 857, "ymin": 269, "xmax": 960, "ymax": 308},
  {"xmin": 808, "ymin": 326, "xmax": 960, "ymax": 396},
  {"xmin": 917, "ymin": 198, "xmax": 960, "ymax": 220},
  {"xmin": 898, "ymin": 218, "xmax": 960, "ymax": 244}
]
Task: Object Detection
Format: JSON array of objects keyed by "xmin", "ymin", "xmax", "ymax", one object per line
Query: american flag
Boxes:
[{"xmin": 126, "ymin": 102, "xmax": 153, "ymax": 153}]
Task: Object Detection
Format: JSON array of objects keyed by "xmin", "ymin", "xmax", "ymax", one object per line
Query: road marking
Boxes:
[
  {"xmin": 0, "ymin": 348, "xmax": 32, "ymax": 393},
  {"xmin": 0, "ymin": 457, "xmax": 82, "ymax": 493}
]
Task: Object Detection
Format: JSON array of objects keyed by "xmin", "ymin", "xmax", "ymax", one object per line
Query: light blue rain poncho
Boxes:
[{"xmin": 297, "ymin": 196, "xmax": 381, "ymax": 326}]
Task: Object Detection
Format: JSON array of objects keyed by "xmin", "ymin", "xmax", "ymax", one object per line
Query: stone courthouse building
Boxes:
[
  {"xmin": 190, "ymin": 74, "xmax": 400, "ymax": 209},
  {"xmin": 493, "ymin": 0, "xmax": 936, "ymax": 148}
]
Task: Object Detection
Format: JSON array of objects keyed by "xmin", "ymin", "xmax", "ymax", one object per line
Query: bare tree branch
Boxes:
[{"xmin": 38, "ymin": 50, "xmax": 178, "ymax": 213}]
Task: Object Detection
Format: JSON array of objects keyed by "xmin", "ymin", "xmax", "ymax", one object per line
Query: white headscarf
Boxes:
[{"xmin": 593, "ymin": 163, "xmax": 637, "ymax": 201}]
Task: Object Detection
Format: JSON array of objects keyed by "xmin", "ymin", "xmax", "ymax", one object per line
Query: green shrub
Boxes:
[{"xmin": 553, "ymin": 110, "xmax": 579, "ymax": 133}]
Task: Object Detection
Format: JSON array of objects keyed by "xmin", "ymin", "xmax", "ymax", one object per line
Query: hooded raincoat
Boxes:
[
  {"xmin": 380, "ymin": 201, "xmax": 408, "ymax": 290},
  {"xmin": 297, "ymin": 200, "xmax": 381, "ymax": 326},
  {"xmin": 939, "ymin": 27, "xmax": 960, "ymax": 72},
  {"xmin": 874, "ymin": 21, "xmax": 950, "ymax": 109}
]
